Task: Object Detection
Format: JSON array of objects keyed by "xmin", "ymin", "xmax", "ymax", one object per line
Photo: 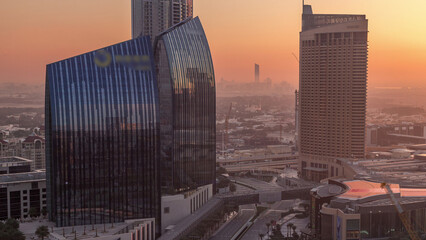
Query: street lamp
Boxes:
[{"xmin": 369, "ymin": 211, "xmax": 372, "ymax": 237}]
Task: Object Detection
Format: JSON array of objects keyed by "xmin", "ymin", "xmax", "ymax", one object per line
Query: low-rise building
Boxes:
[
  {"xmin": 0, "ymin": 156, "xmax": 33, "ymax": 174},
  {"xmin": 299, "ymin": 156, "xmax": 357, "ymax": 182},
  {"xmin": 0, "ymin": 134, "xmax": 46, "ymax": 170},
  {"xmin": 49, "ymin": 218, "xmax": 155, "ymax": 240},
  {"xmin": 0, "ymin": 170, "xmax": 46, "ymax": 220},
  {"xmin": 266, "ymin": 145, "xmax": 292, "ymax": 155},
  {"xmin": 310, "ymin": 179, "xmax": 426, "ymax": 240},
  {"xmin": 21, "ymin": 134, "xmax": 45, "ymax": 169},
  {"xmin": 366, "ymin": 123, "xmax": 426, "ymax": 146},
  {"xmin": 161, "ymin": 184, "xmax": 213, "ymax": 233},
  {"xmin": 0, "ymin": 139, "xmax": 10, "ymax": 157}
]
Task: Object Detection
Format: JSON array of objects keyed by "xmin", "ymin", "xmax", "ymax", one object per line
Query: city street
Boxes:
[
  {"xmin": 241, "ymin": 200, "xmax": 295, "ymax": 240},
  {"xmin": 210, "ymin": 205, "xmax": 255, "ymax": 240}
]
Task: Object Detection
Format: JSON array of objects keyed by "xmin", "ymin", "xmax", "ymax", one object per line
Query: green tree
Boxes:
[
  {"xmin": 29, "ymin": 208, "xmax": 40, "ymax": 218},
  {"xmin": 217, "ymin": 167, "xmax": 228, "ymax": 175},
  {"xmin": 5, "ymin": 218, "xmax": 19, "ymax": 229},
  {"xmin": 41, "ymin": 208, "xmax": 48, "ymax": 216},
  {"xmin": 229, "ymin": 182, "xmax": 237, "ymax": 192},
  {"xmin": 266, "ymin": 222, "xmax": 271, "ymax": 234},
  {"xmin": 292, "ymin": 225, "xmax": 299, "ymax": 239},
  {"xmin": 217, "ymin": 177, "xmax": 231, "ymax": 189},
  {"xmin": 35, "ymin": 225, "xmax": 49, "ymax": 240},
  {"xmin": 270, "ymin": 224, "xmax": 285, "ymax": 240},
  {"xmin": 287, "ymin": 223, "xmax": 294, "ymax": 237},
  {"xmin": 276, "ymin": 224, "xmax": 282, "ymax": 231},
  {"xmin": 0, "ymin": 221, "xmax": 25, "ymax": 240}
]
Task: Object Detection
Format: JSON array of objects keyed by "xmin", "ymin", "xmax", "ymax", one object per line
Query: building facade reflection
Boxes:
[
  {"xmin": 155, "ymin": 17, "xmax": 216, "ymax": 194},
  {"xmin": 45, "ymin": 36, "xmax": 161, "ymax": 228}
]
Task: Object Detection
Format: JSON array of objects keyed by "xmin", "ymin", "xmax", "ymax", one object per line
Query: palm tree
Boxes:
[
  {"xmin": 276, "ymin": 224, "xmax": 281, "ymax": 232},
  {"xmin": 287, "ymin": 223, "xmax": 294, "ymax": 237},
  {"xmin": 292, "ymin": 225, "xmax": 298, "ymax": 239},
  {"xmin": 270, "ymin": 219, "xmax": 276, "ymax": 232},
  {"xmin": 286, "ymin": 223, "xmax": 291, "ymax": 237},
  {"xmin": 35, "ymin": 225, "xmax": 49, "ymax": 240}
]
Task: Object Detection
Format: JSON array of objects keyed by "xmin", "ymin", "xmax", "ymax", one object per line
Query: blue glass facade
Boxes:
[
  {"xmin": 45, "ymin": 36, "xmax": 161, "ymax": 227},
  {"xmin": 155, "ymin": 17, "xmax": 216, "ymax": 193}
]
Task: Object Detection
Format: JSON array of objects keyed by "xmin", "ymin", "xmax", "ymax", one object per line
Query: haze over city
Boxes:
[
  {"xmin": 2, "ymin": 1, "xmax": 426, "ymax": 240},
  {"xmin": 1, "ymin": 0, "xmax": 426, "ymax": 87}
]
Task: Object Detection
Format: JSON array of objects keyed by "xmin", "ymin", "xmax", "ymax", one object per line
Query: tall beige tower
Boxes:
[
  {"xmin": 132, "ymin": 0, "xmax": 193, "ymax": 40},
  {"xmin": 298, "ymin": 5, "xmax": 368, "ymax": 181}
]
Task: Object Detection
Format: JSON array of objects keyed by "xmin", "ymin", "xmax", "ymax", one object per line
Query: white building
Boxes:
[
  {"xmin": 0, "ymin": 170, "xmax": 46, "ymax": 220},
  {"xmin": 161, "ymin": 184, "xmax": 213, "ymax": 233},
  {"xmin": 49, "ymin": 218, "xmax": 156, "ymax": 240},
  {"xmin": 20, "ymin": 134, "xmax": 46, "ymax": 170}
]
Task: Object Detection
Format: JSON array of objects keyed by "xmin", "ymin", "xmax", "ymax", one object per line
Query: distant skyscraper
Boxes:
[
  {"xmin": 132, "ymin": 0, "xmax": 193, "ymax": 39},
  {"xmin": 298, "ymin": 5, "xmax": 368, "ymax": 181},
  {"xmin": 46, "ymin": 36, "xmax": 161, "ymax": 228},
  {"xmin": 155, "ymin": 17, "xmax": 216, "ymax": 194},
  {"xmin": 255, "ymin": 63, "xmax": 260, "ymax": 83}
]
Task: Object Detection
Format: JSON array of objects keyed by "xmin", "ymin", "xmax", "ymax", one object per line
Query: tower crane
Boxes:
[{"xmin": 380, "ymin": 183, "xmax": 421, "ymax": 240}]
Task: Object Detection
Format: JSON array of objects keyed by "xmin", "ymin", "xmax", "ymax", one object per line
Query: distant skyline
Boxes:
[{"xmin": 1, "ymin": 0, "xmax": 426, "ymax": 88}]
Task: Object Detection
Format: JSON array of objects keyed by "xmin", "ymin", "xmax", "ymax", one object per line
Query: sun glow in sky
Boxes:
[{"xmin": 0, "ymin": 0, "xmax": 426, "ymax": 88}]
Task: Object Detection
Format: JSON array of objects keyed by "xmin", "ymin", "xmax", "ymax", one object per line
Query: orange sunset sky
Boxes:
[{"xmin": 0, "ymin": 0, "xmax": 425, "ymax": 88}]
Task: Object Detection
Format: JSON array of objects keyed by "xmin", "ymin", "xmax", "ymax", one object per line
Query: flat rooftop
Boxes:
[
  {"xmin": 316, "ymin": 180, "xmax": 426, "ymax": 213},
  {"xmin": 0, "ymin": 170, "xmax": 45, "ymax": 184},
  {"xmin": 338, "ymin": 180, "xmax": 426, "ymax": 200},
  {"xmin": 158, "ymin": 197, "xmax": 223, "ymax": 240},
  {"xmin": 347, "ymin": 157, "xmax": 426, "ymax": 187},
  {"xmin": 0, "ymin": 156, "xmax": 33, "ymax": 165},
  {"xmin": 50, "ymin": 218, "xmax": 154, "ymax": 240}
]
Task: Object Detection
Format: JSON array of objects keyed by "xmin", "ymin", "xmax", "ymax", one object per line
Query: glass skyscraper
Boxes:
[
  {"xmin": 45, "ymin": 36, "xmax": 161, "ymax": 227},
  {"xmin": 46, "ymin": 14, "xmax": 216, "ymax": 231},
  {"xmin": 155, "ymin": 17, "xmax": 216, "ymax": 194}
]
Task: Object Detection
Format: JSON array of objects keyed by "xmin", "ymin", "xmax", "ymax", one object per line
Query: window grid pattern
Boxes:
[
  {"xmin": 158, "ymin": 17, "xmax": 216, "ymax": 193},
  {"xmin": 300, "ymin": 18, "xmax": 368, "ymax": 159},
  {"xmin": 46, "ymin": 36, "xmax": 161, "ymax": 227}
]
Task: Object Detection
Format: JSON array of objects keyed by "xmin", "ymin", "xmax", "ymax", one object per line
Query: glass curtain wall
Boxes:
[
  {"xmin": 46, "ymin": 36, "xmax": 161, "ymax": 228},
  {"xmin": 155, "ymin": 17, "xmax": 216, "ymax": 193}
]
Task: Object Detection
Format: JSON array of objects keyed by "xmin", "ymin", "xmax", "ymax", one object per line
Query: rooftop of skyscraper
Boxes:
[{"xmin": 302, "ymin": 4, "xmax": 367, "ymax": 31}]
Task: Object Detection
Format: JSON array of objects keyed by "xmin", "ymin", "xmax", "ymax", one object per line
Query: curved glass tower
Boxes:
[
  {"xmin": 155, "ymin": 17, "xmax": 216, "ymax": 193},
  {"xmin": 45, "ymin": 36, "xmax": 161, "ymax": 227}
]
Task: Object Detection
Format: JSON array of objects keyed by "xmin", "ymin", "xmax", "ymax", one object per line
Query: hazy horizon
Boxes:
[{"xmin": 1, "ymin": 0, "xmax": 425, "ymax": 88}]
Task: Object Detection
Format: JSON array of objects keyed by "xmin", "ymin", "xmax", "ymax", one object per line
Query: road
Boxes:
[
  {"xmin": 210, "ymin": 204, "xmax": 255, "ymax": 240},
  {"xmin": 224, "ymin": 160, "xmax": 298, "ymax": 173},
  {"xmin": 240, "ymin": 200, "xmax": 295, "ymax": 240},
  {"xmin": 233, "ymin": 177, "xmax": 283, "ymax": 191},
  {"xmin": 218, "ymin": 153, "xmax": 298, "ymax": 164}
]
